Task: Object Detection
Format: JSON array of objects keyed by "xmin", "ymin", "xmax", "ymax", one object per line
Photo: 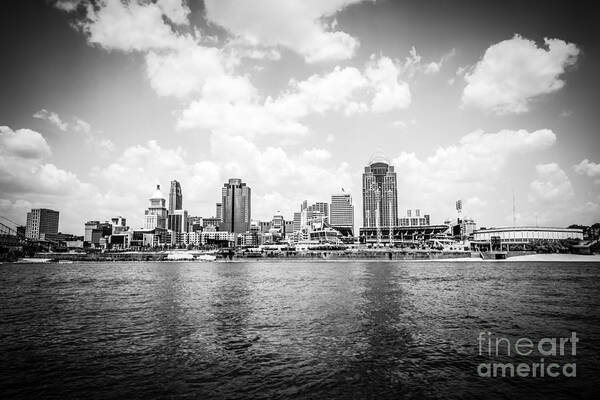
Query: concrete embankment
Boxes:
[
  {"xmin": 238, "ymin": 250, "xmax": 470, "ymax": 260},
  {"xmin": 32, "ymin": 252, "xmax": 168, "ymax": 262},
  {"xmin": 29, "ymin": 250, "xmax": 471, "ymax": 262}
]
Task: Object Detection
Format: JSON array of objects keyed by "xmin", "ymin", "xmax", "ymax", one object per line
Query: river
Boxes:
[{"xmin": 1, "ymin": 261, "xmax": 599, "ymax": 399}]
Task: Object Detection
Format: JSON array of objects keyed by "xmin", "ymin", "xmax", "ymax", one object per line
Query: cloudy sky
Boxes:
[{"xmin": 1, "ymin": 0, "xmax": 599, "ymax": 234}]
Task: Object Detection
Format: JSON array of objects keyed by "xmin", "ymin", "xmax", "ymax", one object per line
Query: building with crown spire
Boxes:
[
  {"xmin": 144, "ymin": 184, "xmax": 167, "ymax": 230},
  {"xmin": 362, "ymin": 151, "xmax": 398, "ymax": 229}
]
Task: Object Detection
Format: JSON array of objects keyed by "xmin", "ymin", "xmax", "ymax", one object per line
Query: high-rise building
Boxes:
[
  {"xmin": 221, "ymin": 178, "xmax": 251, "ymax": 234},
  {"xmin": 25, "ymin": 208, "xmax": 59, "ymax": 240},
  {"xmin": 362, "ymin": 153, "xmax": 398, "ymax": 228},
  {"xmin": 168, "ymin": 180, "xmax": 182, "ymax": 213},
  {"xmin": 330, "ymin": 193, "xmax": 354, "ymax": 235},
  {"xmin": 216, "ymin": 203, "xmax": 222, "ymax": 221},
  {"xmin": 144, "ymin": 185, "xmax": 168, "ymax": 230}
]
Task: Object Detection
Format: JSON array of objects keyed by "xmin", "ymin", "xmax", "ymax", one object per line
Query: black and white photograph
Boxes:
[{"xmin": 1, "ymin": 0, "xmax": 599, "ymax": 398}]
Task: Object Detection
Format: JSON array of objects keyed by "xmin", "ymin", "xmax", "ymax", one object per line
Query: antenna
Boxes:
[{"xmin": 512, "ymin": 189, "xmax": 516, "ymax": 227}]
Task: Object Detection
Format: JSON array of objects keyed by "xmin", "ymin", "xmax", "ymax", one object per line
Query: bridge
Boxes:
[
  {"xmin": 0, "ymin": 215, "xmax": 21, "ymax": 236},
  {"xmin": 0, "ymin": 215, "xmax": 54, "ymax": 253}
]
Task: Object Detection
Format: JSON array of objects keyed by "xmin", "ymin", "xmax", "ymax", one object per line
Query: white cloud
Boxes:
[
  {"xmin": 401, "ymin": 46, "xmax": 455, "ymax": 78},
  {"xmin": 79, "ymin": 0, "xmax": 184, "ymax": 52},
  {"xmin": 71, "ymin": 117, "xmax": 115, "ymax": 153},
  {"xmin": 176, "ymin": 99, "xmax": 309, "ymax": 137},
  {"xmin": 0, "ymin": 126, "xmax": 52, "ymax": 159},
  {"xmin": 302, "ymin": 148, "xmax": 332, "ymax": 162},
  {"xmin": 52, "ymin": 0, "xmax": 82, "ymax": 12},
  {"xmin": 203, "ymin": 0, "xmax": 365, "ymax": 63},
  {"xmin": 366, "ymin": 56, "xmax": 411, "ymax": 112},
  {"xmin": 32, "ymin": 111, "xmax": 115, "ymax": 155},
  {"xmin": 390, "ymin": 128, "xmax": 557, "ymax": 221},
  {"xmin": 177, "ymin": 56, "xmax": 412, "ymax": 136},
  {"xmin": 529, "ymin": 163, "xmax": 574, "ymax": 203},
  {"xmin": 462, "ymin": 35, "xmax": 579, "ymax": 114},
  {"xmin": 424, "ymin": 48, "xmax": 455, "ymax": 75},
  {"xmin": 275, "ymin": 66, "xmax": 368, "ymax": 116},
  {"xmin": 0, "ymin": 126, "xmax": 97, "ymax": 228},
  {"xmin": 62, "ymin": 0, "xmax": 258, "ymax": 102},
  {"xmin": 145, "ymin": 39, "xmax": 228, "ymax": 98},
  {"xmin": 156, "ymin": 0, "xmax": 190, "ymax": 25},
  {"xmin": 33, "ymin": 109, "xmax": 68, "ymax": 131},
  {"xmin": 574, "ymin": 159, "xmax": 600, "ymax": 183}
]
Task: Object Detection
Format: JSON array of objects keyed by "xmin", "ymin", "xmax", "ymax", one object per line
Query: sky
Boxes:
[{"xmin": 1, "ymin": 0, "xmax": 599, "ymax": 235}]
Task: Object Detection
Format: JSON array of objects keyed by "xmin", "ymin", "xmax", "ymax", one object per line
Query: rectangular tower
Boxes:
[
  {"xmin": 221, "ymin": 178, "xmax": 251, "ymax": 234},
  {"xmin": 26, "ymin": 208, "xmax": 59, "ymax": 240},
  {"xmin": 330, "ymin": 193, "xmax": 354, "ymax": 235},
  {"xmin": 362, "ymin": 160, "xmax": 398, "ymax": 228}
]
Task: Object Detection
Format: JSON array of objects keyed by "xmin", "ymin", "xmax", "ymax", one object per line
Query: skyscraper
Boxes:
[
  {"xmin": 330, "ymin": 193, "xmax": 354, "ymax": 235},
  {"xmin": 25, "ymin": 208, "xmax": 59, "ymax": 240},
  {"xmin": 362, "ymin": 153, "xmax": 398, "ymax": 228},
  {"xmin": 168, "ymin": 180, "xmax": 182, "ymax": 213},
  {"xmin": 221, "ymin": 178, "xmax": 251, "ymax": 234},
  {"xmin": 144, "ymin": 184, "xmax": 167, "ymax": 229}
]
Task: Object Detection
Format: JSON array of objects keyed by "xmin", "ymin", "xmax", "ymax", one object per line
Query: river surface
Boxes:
[{"xmin": 1, "ymin": 261, "xmax": 599, "ymax": 399}]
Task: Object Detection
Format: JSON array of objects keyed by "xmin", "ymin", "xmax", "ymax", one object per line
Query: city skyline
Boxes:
[{"xmin": 1, "ymin": 0, "xmax": 600, "ymax": 234}]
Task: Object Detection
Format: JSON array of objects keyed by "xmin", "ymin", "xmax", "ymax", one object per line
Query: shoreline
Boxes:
[{"xmin": 5, "ymin": 252, "xmax": 600, "ymax": 263}]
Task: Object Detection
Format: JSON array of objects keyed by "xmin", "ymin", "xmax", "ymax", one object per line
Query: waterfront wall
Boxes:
[{"xmin": 32, "ymin": 250, "xmax": 469, "ymax": 262}]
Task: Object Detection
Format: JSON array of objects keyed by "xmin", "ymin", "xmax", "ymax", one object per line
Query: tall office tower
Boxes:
[
  {"xmin": 330, "ymin": 193, "xmax": 354, "ymax": 235},
  {"xmin": 25, "ymin": 208, "xmax": 59, "ymax": 239},
  {"xmin": 216, "ymin": 203, "xmax": 223, "ymax": 221},
  {"xmin": 168, "ymin": 180, "xmax": 182, "ymax": 213},
  {"xmin": 144, "ymin": 184, "xmax": 168, "ymax": 229},
  {"xmin": 362, "ymin": 153, "xmax": 398, "ymax": 228},
  {"xmin": 221, "ymin": 178, "xmax": 251, "ymax": 234}
]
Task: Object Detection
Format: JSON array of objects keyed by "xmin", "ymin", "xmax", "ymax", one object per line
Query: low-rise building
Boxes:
[{"xmin": 472, "ymin": 227, "xmax": 583, "ymax": 244}]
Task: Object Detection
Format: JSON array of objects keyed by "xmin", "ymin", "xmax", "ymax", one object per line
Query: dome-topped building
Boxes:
[
  {"xmin": 144, "ymin": 184, "xmax": 167, "ymax": 230},
  {"xmin": 368, "ymin": 149, "xmax": 390, "ymax": 166},
  {"xmin": 150, "ymin": 184, "xmax": 165, "ymax": 201},
  {"xmin": 362, "ymin": 152, "xmax": 398, "ymax": 230}
]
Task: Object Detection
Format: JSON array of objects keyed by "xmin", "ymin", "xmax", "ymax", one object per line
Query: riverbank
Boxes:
[
  {"xmin": 11, "ymin": 250, "xmax": 598, "ymax": 263},
  {"xmin": 24, "ymin": 249, "xmax": 471, "ymax": 262}
]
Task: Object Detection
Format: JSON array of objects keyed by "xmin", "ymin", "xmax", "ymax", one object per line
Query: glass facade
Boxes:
[{"xmin": 362, "ymin": 161, "xmax": 398, "ymax": 228}]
